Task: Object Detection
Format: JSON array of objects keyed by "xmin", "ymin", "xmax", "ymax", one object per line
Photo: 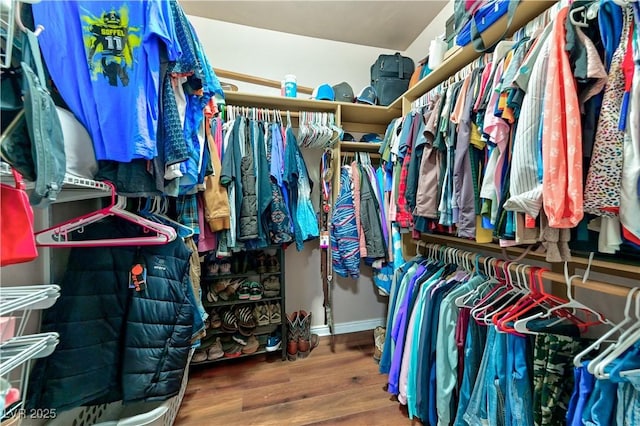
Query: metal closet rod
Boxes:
[{"xmin": 415, "ymin": 240, "xmax": 632, "ymax": 298}]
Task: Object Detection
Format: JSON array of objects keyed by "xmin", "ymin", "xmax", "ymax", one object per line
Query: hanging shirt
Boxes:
[
  {"xmin": 33, "ymin": 0, "xmax": 182, "ymax": 162},
  {"xmin": 542, "ymin": 7, "xmax": 584, "ymax": 228}
]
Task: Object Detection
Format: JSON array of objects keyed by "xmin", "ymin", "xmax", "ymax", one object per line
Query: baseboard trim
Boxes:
[{"xmin": 310, "ymin": 318, "xmax": 385, "ymax": 337}]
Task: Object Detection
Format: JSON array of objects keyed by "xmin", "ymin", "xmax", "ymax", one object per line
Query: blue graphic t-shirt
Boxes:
[{"xmin": 33, "ymin": 0, "xmax": 181, "ymax": 162}]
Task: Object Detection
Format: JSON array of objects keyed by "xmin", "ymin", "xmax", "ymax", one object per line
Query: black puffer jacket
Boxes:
[{"xmin": 27, "ymin": 218, "xmax": 195, "ymax": 411}]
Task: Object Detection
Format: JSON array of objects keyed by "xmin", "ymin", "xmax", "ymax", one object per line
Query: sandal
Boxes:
[
  {"xmin": 236, "ymin": 306, "xmax": 257, "ymax": 336},
  {"xmin": 221, "ymin": 279, "xmax": 242, "ymax": 301},
  {"xmin": 237, "ymin": 281, "xmax": 251, "ymax": 300},
  {"xmin": 249, "ymin": 281, "xmax": 263, "ymax": 301},
  {"xmin": 206, "ymin": 283, "xmax": 219, "ymax": 303},
  {"xmin": 222, "ymin": 309, "xmax": 238, "ymax": 333},
  {"xmin": 209, "ymin": 308, "xmax": 222, "ymax": 329}
]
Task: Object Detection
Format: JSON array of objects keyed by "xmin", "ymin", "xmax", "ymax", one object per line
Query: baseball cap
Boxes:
[
  {"xmin": 356, "ymin": 86, "xmax": 377, "ymax": 105},
  {"xmin": 342, "ymin": 133, "xmax": 356, "ymax": 142},
  {"xmin": 332, "ymin": 82, "xmax": 354, "ymax": 103},
  {"xmin": 360, "ymin": 133, "xmax": 382, "ymax": 143},
  {"xmin": 312, "ymin": 84, "xmax": 335, "ymax": 101}
]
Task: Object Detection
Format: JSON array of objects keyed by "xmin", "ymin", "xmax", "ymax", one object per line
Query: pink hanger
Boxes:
[{"xmin": 35, "ymin": 182, "xmax": 177, "ymax": 247}]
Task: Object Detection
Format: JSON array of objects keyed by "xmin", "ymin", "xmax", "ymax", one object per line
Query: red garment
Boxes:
[
  {"xmin": 396, "ymin": 114, "xmax": 421, "ymax": 228},
  {"xmin": 542, "ymin": 7, "xmax": 584, "ymax": 228}
]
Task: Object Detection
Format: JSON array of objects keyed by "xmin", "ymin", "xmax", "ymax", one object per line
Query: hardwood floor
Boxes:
[{"xmin": 176, "ymin": 331, "xmax": 413, "ymax": 426}]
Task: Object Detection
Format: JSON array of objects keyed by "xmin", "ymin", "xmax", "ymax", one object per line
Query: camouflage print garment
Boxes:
[{"xmin": 533, "ymin": 333, "xmax": 590, "ymax": 426}]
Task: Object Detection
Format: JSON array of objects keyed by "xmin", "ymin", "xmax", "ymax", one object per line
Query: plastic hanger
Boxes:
[
  {"xmin": 141, "ymin": 197, "xmax": 194, "ymax": 238},
  {"xmin": 590, "ymin": 291, "xmax": 640, "ymax": 378},
  {"xmin": 574, "ymin": 287, "xmax": 638, "ymax": 368},
  {"xmin": 35, "ymin": 182, "xmax": 176, "ymax": 247}
]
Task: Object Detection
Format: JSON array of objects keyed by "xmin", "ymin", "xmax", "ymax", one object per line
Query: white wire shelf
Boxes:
[
  {"xmin": 1, "ymin": 162, "xmax": 111, "ymax": 203},
  {"xmin": 0, "ymin": 285, "xmax": 60, "ymax": 338},
  {"xmin": 0, "ymin": 333, "xmax": 59, "ymax": 377}
]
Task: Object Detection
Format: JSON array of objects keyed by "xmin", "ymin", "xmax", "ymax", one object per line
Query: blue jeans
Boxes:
[
  {"xmin": 617, "ymin": 374, "xmax": 640, "ymax": 425},
  {"xmin": 507, "ymin": 333, "xmax": 533, "ymax": 426},
  {"xmin": 567, "ymin": 363, "xmax": 595, "ymax": 426},
  {"xmin": 454, "ymin": 320, "xmax": 487, "ymax": 425},
  {"xmin": 582, "ymin": 379, "xmax": 617, "ymax": 426},
  {"xmin": 464, "ymin": 326, "xmax": 497, "ymax": 425}
]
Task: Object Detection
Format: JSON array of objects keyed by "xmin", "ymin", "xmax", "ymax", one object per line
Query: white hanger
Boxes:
[
  {"xmin": 591, "ymin": 291, "xmax": 640, "ymax": 379},
  {"xmin": 574, "ymin": 287, "xmax": 638, "ymax": 368}
]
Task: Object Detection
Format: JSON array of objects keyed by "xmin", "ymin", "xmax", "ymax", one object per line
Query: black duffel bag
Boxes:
[{"xmin": 370, "ymin": 52, "xmax": 414, "ymax": 106}]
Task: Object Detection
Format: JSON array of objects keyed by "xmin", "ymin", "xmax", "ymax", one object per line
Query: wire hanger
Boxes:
[{"xmin": 35, "ymin": 182, "xmax": 177, "ymax": 247}]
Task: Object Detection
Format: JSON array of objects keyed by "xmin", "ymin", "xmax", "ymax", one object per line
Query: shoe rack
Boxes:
[{"xmin": 192, "ymin": 247, "xmax": 287, "ymax": 364}]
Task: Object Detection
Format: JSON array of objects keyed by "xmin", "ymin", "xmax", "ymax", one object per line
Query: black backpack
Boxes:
[{"xmin": 370, "ymin": 53, "xmax": 414, "ymax": 106}]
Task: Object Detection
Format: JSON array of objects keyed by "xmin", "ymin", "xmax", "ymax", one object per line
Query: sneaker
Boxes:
[
  {"xmin": 192, "ymin": 349, "xmax": 207, "ymax": 363},
  {"xmin": 223, "ymin": 343, "xmax": 243, "ymax": 358},
  {"xmin": 219, "ymin": 259, "xmax": 232, "ymax": 275},
  {"xmin": 209, "ymin": 308, "xmax": 222, "ymax": 329},
  {"xmin": 262, "ymin": 275, "xmax": 280, "ymax": 298},
  {"xmin": 249, "ymin": 281, "xmax": 263, "ymax": 301},
  {"xmin": 207, "ymin": 338, "xmax": 224, "ymax": 360},
  {"xmin": 242, "ymin": 335, "xmax": 260, "ymax": 354},
  {"xmin": 232, "ymin": 332, "xmax": 248, "ymax": 346},
  {"xmin": 254, "ymin": 303, "xmax": 270, "ymax": 326},
  {"xmin": 266, "ymin": 333, "xmax": 282, "ymax": 352},
  {"xmin": 237, "ymin": 281, "xmax": 251, "ymax": 300},
  {"xmin": 269, "ymin": 302, "xmax": 282, "ymax": 324}
]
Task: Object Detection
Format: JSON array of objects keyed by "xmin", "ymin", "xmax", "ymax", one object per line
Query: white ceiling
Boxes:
[{"xmin": 179, "ymin": 1, "xmax": 448, "ymax": 50}]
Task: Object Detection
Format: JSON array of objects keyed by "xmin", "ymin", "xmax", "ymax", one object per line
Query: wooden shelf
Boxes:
[
  {"xmin": 225, "ymin": 91, "xmax": 337, "ymax": 112},
  {"xmin": 340, "ymin": 142, "xmax": 381, "ymax": 153},
  {"xmin": 390, "ymin": 0, "xmax": 557, "ymax": 109},
  {"xmin": 223, "ymin": 92, "xmax": 401, "ymax": 127},
  {"xmin": 416, "ymin": 234, "xmax": 640, "ymax": 280},
  {"xmin": 202, "ymin": 296, "xmax": 282, "ymax": 308}
]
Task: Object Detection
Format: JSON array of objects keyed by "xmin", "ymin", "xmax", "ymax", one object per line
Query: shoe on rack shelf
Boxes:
[
  {"xmin": 221, "ymin": 279, "xmax": 242, "ymax": 301},
  {"xmin": 237, "ymin": 281, "xmax": 251, "ymax": 300},
  {"xmin": 219, "ymin": 258, "xmax": 232, "ymax": 275},
  {"xmin": 262, "ymin": 275, "xmax": 280, "ymax": 298},
  {"xmin": 266, "ymin": 332, "xmax": 282, "ymax": 352},
  {"xmin": 232, "ymin": 332, "xmax": 248, "ymax": 346},
  {"xmin": 222, "ymin": 309, "xmax": 239, "ymax": 333},
  {"xmin": 236, "ymin": 306, "xmax": 257, "ymax": 336},
  {"xmin": 266, "ymin": 255, "xmax": 280, "ymax": 273},
  {"xmin": 254, "ymin": 303, "xmax": 270, "ymax": 326},
  {"xmin": 192, "ymin": 349, "xmax": 207, "ymax": 363},
  {"xmin": 210, "ymin": 308, "xmax": 222, "ymax": 329},
  {"xmin": 242, "ymin": 335, "xmax": 260, "ymax": 354},
  {"xmin": 223, "ymin": 343, "xmax": 243, "ymax": 358},
  {"xmin": 255, "ymin": 251, "xmax": 267, "ymax": 274},
  {"xmin": 249, "ymin": 281, "xmax": 264, "ymax": 301},
  {"xmin": 270, "ymin": 302, "xmax": 282, "ymax": 324},
  {"xmin": 207, "ymin": 338, "xmax": 224, "ymax": 360}
]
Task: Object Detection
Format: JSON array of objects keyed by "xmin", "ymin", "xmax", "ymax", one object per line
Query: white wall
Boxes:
[
  {"xmin": 189, "ymin": 15, "xmax": 405, "ymax": 329},
  {"xmin": 189, "ymin": 15, "xmax": 400, "ymax": 97},
  {"xmin": 403, "ymin": 0, "xmax": 454, "ymax": 63}
]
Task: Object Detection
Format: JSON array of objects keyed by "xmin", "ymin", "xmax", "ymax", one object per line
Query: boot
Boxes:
[
  {"xmin": 286, "ymin": 311, "xmax": 299, "ymax": 361},
  {"xmin": 297, "ymin": 310, "xmax": 319, "ymax": 359},
  {"xmin": 373, "ymin": 326, "xmax": 385, "ymax": 363}
]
